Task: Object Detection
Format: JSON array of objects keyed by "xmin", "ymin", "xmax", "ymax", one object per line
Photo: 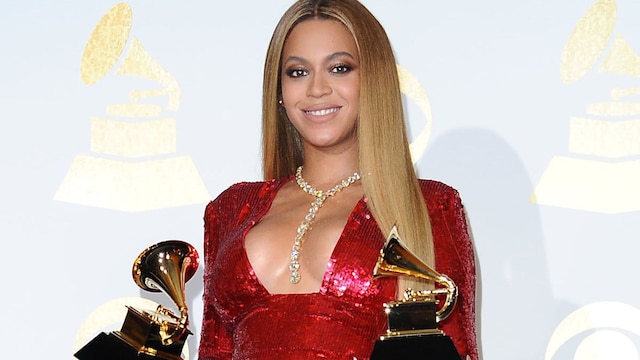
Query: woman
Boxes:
[{"xmin": 198, "ymin": 0, "xmax": 478, "ymax": 359}]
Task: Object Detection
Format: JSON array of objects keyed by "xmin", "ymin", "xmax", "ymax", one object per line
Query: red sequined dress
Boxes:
[{"xmin": 198, "ymin": 178, "xmax": 478, "ymax": 360}]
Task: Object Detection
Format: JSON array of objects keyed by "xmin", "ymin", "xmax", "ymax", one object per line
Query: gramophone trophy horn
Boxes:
[
  {"xmin": 132, "ymin": 240, "xmax": 200, "ymax": 345},
  {"xmin": 74, "ymin": 240, "xmax": 199, "ymax": 360},
  {"xmin": 370, "ymin": 226, "xmax": 462, "ymax": 360}
]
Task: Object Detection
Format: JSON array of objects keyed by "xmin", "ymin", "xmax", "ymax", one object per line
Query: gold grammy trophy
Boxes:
[
  {"xmin": 74, "ymin": 240, "xmax": 199, "ymax": 360},
  {"xmin": 370, "ymin": 227, "xmax": 461, "ymax": 360}
]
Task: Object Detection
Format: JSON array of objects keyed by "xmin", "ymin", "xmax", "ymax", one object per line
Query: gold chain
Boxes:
[{"xmin": 289, "ymin": 166, "xmax": 361, "ymax": 284}]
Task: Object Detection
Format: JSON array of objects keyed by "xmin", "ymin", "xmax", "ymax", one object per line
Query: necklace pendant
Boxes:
[{"xmin": 290, "ymin": 272, "xmax": 301, "ymax": 284}]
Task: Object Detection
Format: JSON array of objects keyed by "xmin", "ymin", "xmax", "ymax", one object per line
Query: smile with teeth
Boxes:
[{"xmin": 305, "ymin": 107, "xmax": 340, "ymax": 116}]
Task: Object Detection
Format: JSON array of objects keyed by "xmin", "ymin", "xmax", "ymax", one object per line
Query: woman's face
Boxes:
[{"xmin": 280, "ymin": 18, "xmax": 360, "ymax": 154}]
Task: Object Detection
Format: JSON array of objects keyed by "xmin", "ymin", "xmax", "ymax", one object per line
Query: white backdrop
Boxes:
[{"xmin": 2, "ymin": 1, "xmax": 639, "ymax": 359}]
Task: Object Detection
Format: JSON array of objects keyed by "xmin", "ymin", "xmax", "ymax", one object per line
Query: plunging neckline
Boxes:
[{"xmin": 241, "ymin": 177, "xmax": 366, "ymax": 296}]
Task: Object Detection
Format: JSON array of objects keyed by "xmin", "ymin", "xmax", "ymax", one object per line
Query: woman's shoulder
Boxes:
[
  {"xmin": 417, "ymin": 179, "xmax": 465, "ymax": 211},
  {"xmin": 207, "ymin": 179, "xmax": 271, "ymax": 204},
  {"xmin": 205, "ymin": 178, "xmax": 285, "ymax": 214},
  {"xmin": 218, "ymin": 180, "xmax": 273, "ymax": 197},
  {"xmin": 417, "ymin": 179, "xmax": 461, "ymax": 197}
]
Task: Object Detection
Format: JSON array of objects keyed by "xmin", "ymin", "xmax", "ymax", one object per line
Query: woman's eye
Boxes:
[
  {"xmin": 332, "ymin": 64, "xmax": 351, "ymax": 74},
  {"xmin": 286, "ymin": 68, "xmax": 307, "ymax": 78}
]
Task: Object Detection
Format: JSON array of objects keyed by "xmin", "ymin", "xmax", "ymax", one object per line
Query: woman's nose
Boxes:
[{"xmin": 306, "ymin": 74, "xmax": 332, "ymax": 98}]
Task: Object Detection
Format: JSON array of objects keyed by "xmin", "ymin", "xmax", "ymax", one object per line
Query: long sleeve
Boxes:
[
  {"xmin": 447, "ymin": 193, "xmax": 479, "ymax": 360},
  {"xmin": 420, "ymin": 180, "xmax": 479, "ymax": 360},
  {"xmin": 198, "ymin": 200, "xmax": 234, "ymax": 360}
]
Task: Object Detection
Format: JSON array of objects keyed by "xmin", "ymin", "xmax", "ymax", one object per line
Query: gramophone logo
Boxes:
[
  {"xmin": 54, "ymin": 2, "xmax": 210, "ymax": 212},
  {"xmin": 397, "ymin": 64, "xmax": 433, "ymax": 164},
  {"xmin": 545, "ymin": 302, "xmax": 640, "ymax": 359},
  {"xmin": 531, "ymin": 0, "xmax": 640, "ymax": 213}
]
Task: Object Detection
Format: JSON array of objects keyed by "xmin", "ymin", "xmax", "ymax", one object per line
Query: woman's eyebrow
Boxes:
[{"xmin": 282, "ymin": 51, "xmax": 357, "ymax": 66}]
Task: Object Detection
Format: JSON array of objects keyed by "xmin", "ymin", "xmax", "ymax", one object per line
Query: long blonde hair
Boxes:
[{"xmin": 262, "ymin": 0, "xmax": 435, "ymax": 287}]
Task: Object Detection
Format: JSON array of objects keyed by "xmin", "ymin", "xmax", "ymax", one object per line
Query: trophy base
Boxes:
[
  {"xmin": 74, "ymin": 306, "xmax": 188, "ymax": 360},
  {"xmin": 74, "ymin": 332, "xmax": 169, "ymax": 360},
  {"xmin": 370, "ymin": 334, "xmax": 462, "ymax": 360},
  {"xmin": 385, "ymin": 300, "xmax": 437, "ymax": 333}
]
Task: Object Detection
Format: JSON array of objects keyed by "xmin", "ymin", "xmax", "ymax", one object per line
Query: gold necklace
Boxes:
[{"xmin": 290, "ymin": 166, "xmax": 361, "ymax": 284}]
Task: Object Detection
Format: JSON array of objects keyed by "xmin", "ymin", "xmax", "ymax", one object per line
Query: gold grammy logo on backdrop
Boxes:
[
  {"xmin": 55, "ymin": 2, "xmax": 210, "ymax": 212},
  {"xmin": 545, "ymin": 302, "xmax": 640, "ymax": 360},
  {"xmin": 532, "ymin": 0, "xmax": 640, "ymax": 213},
  {"xmin": 398, "ymin": 64, "xmax": 433, "ymax": 164}
]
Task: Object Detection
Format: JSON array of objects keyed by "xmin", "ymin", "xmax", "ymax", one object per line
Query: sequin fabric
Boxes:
[{"xmin": 198, "ymin": 178, "xmax": 478, "ymax": 360}]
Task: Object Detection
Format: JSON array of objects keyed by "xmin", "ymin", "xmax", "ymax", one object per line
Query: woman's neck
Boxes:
[{"xmin": 300, "ymin": 145, "xmax": 359, "ymax": 188}]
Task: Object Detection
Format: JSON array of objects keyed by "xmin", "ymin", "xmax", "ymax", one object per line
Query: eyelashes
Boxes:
[
  {"xmin": 283, "ymin": 63, "xmax": 354, "ymax": 78},
  {"xmin": 331, "ymin": 64, "xmax": 352, "ymax": 74},
  {"xmin": 285, "ymin": 68, "xmax": 308, "ymax": 78}
]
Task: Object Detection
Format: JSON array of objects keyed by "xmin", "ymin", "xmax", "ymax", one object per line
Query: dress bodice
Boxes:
[{"xmin": 198, "ymin": 178, "xmax": 477, "ymax": 360}]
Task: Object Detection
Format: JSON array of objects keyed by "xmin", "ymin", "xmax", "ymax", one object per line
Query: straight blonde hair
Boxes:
[{"xmin": 262, "ymin": 0, "xmax": 434, "ymax": 290}]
